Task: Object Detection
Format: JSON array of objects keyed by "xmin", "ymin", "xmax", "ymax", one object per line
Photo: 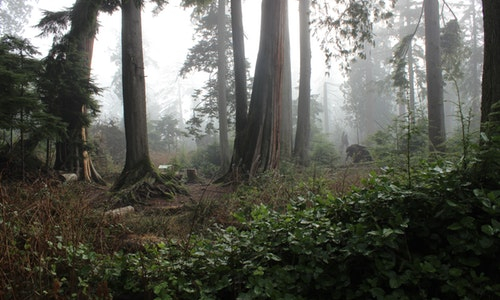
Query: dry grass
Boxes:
[{"xmin": 0, "ymin": 164, "xmax": 374, "ymax": 297}]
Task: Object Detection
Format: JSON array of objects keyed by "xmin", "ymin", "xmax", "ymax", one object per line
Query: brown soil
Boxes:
[{"xmin": 145, "ymin": 182, "xmax": 235, "ymax": 209}]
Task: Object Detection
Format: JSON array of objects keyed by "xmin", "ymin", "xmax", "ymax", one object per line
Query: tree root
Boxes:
[{"xmin": 111, "ymin": 169, "xmax": 187, "ymax": 207}]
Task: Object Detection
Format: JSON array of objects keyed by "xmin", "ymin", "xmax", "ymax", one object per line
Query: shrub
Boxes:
[
  {"xmin": 310, "ymin": 137, "xmax": 340, "ymax": 168},
  {"xmin": 103, "ymin": 161, "xmax": 500, "ymax": 299},
  {"xmin": 189, "ymin": 143, "xmax": 221, "ymax": 178}
]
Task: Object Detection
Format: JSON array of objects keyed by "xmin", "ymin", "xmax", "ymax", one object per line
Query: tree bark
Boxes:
[
  {"xmin": 52, "ymin": 0, "xmax": 105, "ymax": 184},
  {"xmin": 408, "ymin": 39, "xmax": 416, "ymax": 124},
  {"xmin": 294, "ymin": 0, "xmax": 311, "ymax": 166},
  {"xmin": 469, "ymin": 0, "xmax": 481, "ymax": 122},
  {"xmin": 120, "ymin": 0, "xmax": 149, "ymax": 172},
  {"xmin": 280, "ymin": 5, "xmax": 293, "ymax": 159},
  {"xmin": 227, "ymin": 0, "xmax": 248, "ymax": 173},
  {"xmin": 112, "ymin": 0, "xmax": 186, "ymax": 202},
  {"xmin": 364, "ymin": 46, "xmax": 375, "ymax": 139},
  {"xmin": 476, "ymin": 0, "xmax": 500, "ymax": 186},
  {"xmin": 240, "ymin": 0, "xmax": 287, "ymax": 177},
  {"xmin": 424, "ymin": 0, "xmax": 446, "ymax": 152},
  {"xmin": 217, "ymin": 0, "xmax": 230, "ymax": 173},
  {"xmin": 480, "ymin": 0, "xmax": 500, "ymax": 125}
]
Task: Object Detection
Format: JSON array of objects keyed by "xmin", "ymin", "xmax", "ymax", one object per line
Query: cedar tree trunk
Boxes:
[
  {"xmin": 217, "ymin": 0, "xmax": 230, "ymax": 173},
  {"xmin": 424, "ymin": 0, "xmax": 446, "ymax": 152},
  {"xmin": 112, "ymin": 0, "xmax": 185, "ymax": 202},
  {"xmin": 294, "ymin": 0, "xmax": 311, "ymax": 166},
  {"xmin": 239, "ymin": 0, "xmax": 287, "ymax": 177}
]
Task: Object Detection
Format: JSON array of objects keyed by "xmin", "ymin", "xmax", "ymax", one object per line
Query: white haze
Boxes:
[{"xmin": 25, "ymin": 0, "xmax": 342, "ymax": 129}]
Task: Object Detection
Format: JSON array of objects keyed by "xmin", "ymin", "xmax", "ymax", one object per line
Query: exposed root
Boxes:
[{"xmin": 111, "ymin": 170, "xmax": 187, "ymax": 207}]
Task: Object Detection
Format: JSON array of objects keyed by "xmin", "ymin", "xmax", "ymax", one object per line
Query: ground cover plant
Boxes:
[
  {"xmin": 102, "ymin": 162, "xmax": 500, "ymax": 299},
  {"xmin": 1, "ymin": 154, "xmax": 499, "ymax": 299}
]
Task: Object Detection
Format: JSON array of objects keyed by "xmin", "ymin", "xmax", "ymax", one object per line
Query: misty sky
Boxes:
[{"xmin": 26, "ymin": 0, "xmax": 336, "ymax": 123}]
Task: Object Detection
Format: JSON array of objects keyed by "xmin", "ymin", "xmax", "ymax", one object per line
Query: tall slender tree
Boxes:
[
  {"xmin": 118, "ymin": 0, "xmax": 149, "ymax": 179},
  {"xmin": 477, "ymin": 0, "xmax": 500, "ymax": 186},
  {"xmin": 294, "ymin": 0, "xmax": 312, "ymax": 166},
  {"xmin": 112, "ymin": 0, "xmax": 183, "ymax": 200},
  {"xmin": 465, "ymin": 0, "xmax": 482, "ymax": 122},
  {"xmin": 230, "ymin": 0, "xmax": 287, "ymax": 177},
  {"xmin": 225, "ymin": 0, "xmax": 248, "ymax": 179},
  {"xmin": 280, "ymin": 8, "xmax": 293, "ymax": 160},
  {"xmin": 216, "ymin": 0, "xmax": 230, "ymax": 173},
  {"xmin": 280, "ymin": 3, "xmax": 293, "ymax": 159},
  {"xmin": 37, "ymin": 0, "xmax": 105, "ymax": 184},
  {"xmin": 480, "ymin": 0, "xmax": 500, "ymax": 125},
  {"xmin": 180, "ymin": 0, "xmax": 234, "ymax": 174},
  {"xmin": 424, "ymin": 0, "xmax": 446, "ymax": 152}
]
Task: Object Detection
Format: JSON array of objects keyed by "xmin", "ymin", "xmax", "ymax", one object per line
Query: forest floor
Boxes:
[
  {"xmin": 81, "ymin": 164, "xmax": 376, "ymax": 249},
  {"xmin": 78, "ymin": 178, "xmax": 241, "ymax": 248}
]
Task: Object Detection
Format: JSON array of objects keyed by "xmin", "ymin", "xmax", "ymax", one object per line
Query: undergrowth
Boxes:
[
  {"xmin": 104, "ymin": 162, "xmax": 500, "ymax": 299},
  {"xmin": 1, "ymin": 157, "xmax": 499, "ymax": 299}
]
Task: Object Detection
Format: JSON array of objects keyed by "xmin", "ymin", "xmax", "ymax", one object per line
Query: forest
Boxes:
[{"xmin": 0, "ymin": 0, "xmax": 499, "ymax": 298}]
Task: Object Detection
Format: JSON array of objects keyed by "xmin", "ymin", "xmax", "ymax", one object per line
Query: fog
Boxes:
[
  {"xmin": 20, "ymin": 0, "xmax": 482, "ymax": 151},
  {"xmin": 26, "ymin": 0, "xmax": 336, "ymax": 125}
]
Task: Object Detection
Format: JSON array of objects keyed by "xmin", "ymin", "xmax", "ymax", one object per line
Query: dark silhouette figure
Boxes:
[
  {"xmin": 341, "ymin": 131, "xmax": 349, "ymax": 152},
  {"xmin": 346, "ymin": 144, "xmax": 373, "ymax": 163}
]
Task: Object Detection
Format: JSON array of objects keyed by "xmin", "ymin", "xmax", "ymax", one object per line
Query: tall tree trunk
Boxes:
[
  {"xmin": 81, "ymin": 27, "xmax": 105, "ymax": 184},
  {"xmin": 52, "ymin": 0, "xmax": 104, "ymax": 184},
  {"xmin": 408, "ymin": 39, "xmax": 416, "ymax": 124},
  {"xmin": 424, "ymin": 0, "xmax": 446, "ymax": 152},
  {"xmin": 280, "ymin": 6, "xmax": 293, "ymax": 159},
  {"xmin": 239, "ymin": 0, "xmax": 287, "ymax": 177},
  {"xmin": 480, "ymin": 0, "xmax": 500, "ymax": 125},
  {"xmin": 323, "ymin": 81, "xmax": 330, "ymax": 134},
  {"xmin": 469, "ymin": 0, "xmax": 481, "ymax": 123},
  {"xmin": 217, "ymin": 0, "xmax": 230, "ymax": 174},
  {"xmin": 364, "ymin": 47, "xmax": 375, "ymax": 139},
  {"xmin": 226, "ymin": 0, "xmax": 248, "ymax": 179},
  {"xmin": 294, "ymin": 0, "xmax": 311, "ymax": 166},
  {"xmin": 112, "ymin": 0, "xmax": 185, "ymax": 201},
  {"xmin": 120, "ymin": 0, "xmax": 149, "ymax": 172},
  {"xmin": 477, "ymin": 0, "xmax": 500, "ymax": 186}
]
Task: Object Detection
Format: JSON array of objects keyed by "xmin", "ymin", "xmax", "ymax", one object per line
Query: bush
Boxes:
[
  {"xmin": 189, "ymin": 143, "xmax": 221, "ymax": 178},
  {"xmin": 103, "ymin": 161, "xmax": 500, "ymax": 299},
  {"xmin": 310, "ymin": 136, "xmax": 340, "ymax": 167}
]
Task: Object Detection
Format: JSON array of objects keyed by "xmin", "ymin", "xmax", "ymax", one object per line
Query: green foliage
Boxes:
[
  {"xmin": 366, "ymin": 116, "xmax": 427, "ymax": 167},
  {"xmin": 0, "ymin": 34, "xmax": 65, "ymax": 175},
  {"xmin": 96, "ymin": 161, "xmax": 500, "ymax": 299},
  {"xmin": 390, "ymin": 34, "xmax": 413, "ymax": 90},
  {"xmin": 312, "ymin": 0, "xmax": 396, "ymax": 70},
  {"xmin": 310, "ymin": 135, "xmax": 340, "ymax": 167},
  {"xmin": 90, "ymin": 119, "xmax": 126, "ymax": 176},
  {"xmin": 0, "ymin": 182, "xmax": 124, "ymax": 298},
  {"xmin": 0, "ymin": 35, "xmax": 60, "ymax": 137},
  {"xmin": 149, "ymin": 114, "xmax": 186, "ymax": 152},
  {"xmin": 180, "ymin": 1, "xmax": 237, "ymax": 141},
  {"xmin": 189, "ymin": 142, "xmax": 221, "ymax": 178},
  {"xmin": 476, "ymin": 102, "xmax": 500, "ymax": 186},
  {"xmin": 4, "ymin": 159, "xmax": 500, "ymax": 298}
]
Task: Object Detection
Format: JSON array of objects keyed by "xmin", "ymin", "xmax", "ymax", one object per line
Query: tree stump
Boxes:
[{"xmin": 186, "ymin": 168, "xmax": 199, "ymax": 183}]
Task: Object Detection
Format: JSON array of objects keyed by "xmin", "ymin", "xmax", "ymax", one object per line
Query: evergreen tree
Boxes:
[
  {"xmin": 112, "ymin": 0, "xmax": 185, "ymax": 202},
  {"xmin": 180, "ymin": 0, "xmax": 234, "ymax": 174},
  {"xmin": 0, "ymin": 35, "xmax": 64, "ymax": 179},
  {"xmin": 37, "ymin": 0, "xmax": 106, "ymax": 183},
  {"xmin": 424, "ymin": 0, "xmax": 446, "ymax": 152},
  {"xmin": 0, "ymin": 0, "xmax": 37, "ymax": 35},
  {"xmin": 235, "ymin": 0, "xmax": 287, "ymax": 177},
  {"xmin": 294, "ymin": 0, "xmax": 312, "ymax": 166},
  {"xmin": 226, "ymin": 0, "xmax": 249, "ymax": 180}
]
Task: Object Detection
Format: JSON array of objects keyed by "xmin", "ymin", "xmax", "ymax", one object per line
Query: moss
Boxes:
[{"xmin": 111, "ymin": 159, "xmax": 187, "ymax": 206}]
